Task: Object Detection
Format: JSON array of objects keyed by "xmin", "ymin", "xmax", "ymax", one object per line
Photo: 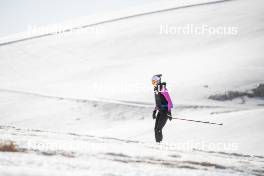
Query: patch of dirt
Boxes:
[{"xmin": 0, "ymin": 141, "xmax": 18, "ymax": 152}]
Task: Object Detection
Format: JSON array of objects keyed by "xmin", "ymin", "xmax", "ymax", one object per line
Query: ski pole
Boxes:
[{"xmin": 168, "ymin": 116, "xmax": 223, "ymax": 126}]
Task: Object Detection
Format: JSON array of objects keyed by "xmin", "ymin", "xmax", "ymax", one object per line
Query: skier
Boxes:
[{"xmin": 152, "ymin": 74, "xmax": 173, "ymax": 143}]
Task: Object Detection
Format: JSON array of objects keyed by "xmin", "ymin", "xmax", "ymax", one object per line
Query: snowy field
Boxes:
[{"xmin": 0, "ymin": 0, "xmax": 264, "ymax": 175}]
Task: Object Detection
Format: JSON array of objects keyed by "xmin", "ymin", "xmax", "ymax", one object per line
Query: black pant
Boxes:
[{"xmin": 154, "ymin": 110, "xmax": 168, "ymax": 142}]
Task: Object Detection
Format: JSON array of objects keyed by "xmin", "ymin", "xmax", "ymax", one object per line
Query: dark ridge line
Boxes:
[
  {"xmin": 81, "ymin": 0, "xmax": 234, "ymax": 28},
  {"xmin": 0, "ymin": 33, "xmax": 52, "ymax": 47},
  {"xmin": 0, "ymin": 88, "xmax": 151, "ymax": 108},
  {"xmin": 0, "ymin": 88, "xmax": 90, "ymax": 103},
  {"xmin": 0, "ymin": 0, "xmax": 234, "ymax": 47}
]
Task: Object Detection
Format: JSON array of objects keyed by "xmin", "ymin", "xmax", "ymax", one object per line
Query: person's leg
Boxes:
[
  {"xmin": 154, "ymin": 111, "xmax": 168, "ymax": 142},
  {"xmin": 154, "ymin": 113, "xmax": 161, "ymax": 142},
  {"xmin": 157, "ymin": 112, "xmax": 168, "ymax": 142}
]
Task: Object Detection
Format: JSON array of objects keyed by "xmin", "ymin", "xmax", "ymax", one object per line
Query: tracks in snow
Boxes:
[
  {"xmin": 1, "ymin": 125, "xmax": 264, "ymax": 176},
  {"xmin": 0, "ymin": 88, "xmax": 242, "ymax": 110}
]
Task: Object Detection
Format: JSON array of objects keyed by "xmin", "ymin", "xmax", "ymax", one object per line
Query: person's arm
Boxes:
[
  {"xmin": 154, "ymin": 89, "xmax": 161, "ymax": 111},
  {"xmin": 152, "ymin": 110, "xmax": 157, "ymax": 119},
  {"xmin": 153, "ymin": 91, "xmax": 159, "ymax": 119}
]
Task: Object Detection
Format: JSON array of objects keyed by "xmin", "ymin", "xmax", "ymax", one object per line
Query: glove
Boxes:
[
  {"xmin": 167, "ymin": 111, "xmax": 172, "ymax": 121},
  {"xmin": 152, "ymin": 110, "xmax": 157, "ymax": 119}
]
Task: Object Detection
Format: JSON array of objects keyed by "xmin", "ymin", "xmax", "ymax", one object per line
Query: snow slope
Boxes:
[
  {"xmin": 0, "ymin": 0, "xmax": 264, "ymax": 175},
  {"xmin": 0, "ymin": 0, "xmax": 236, "ymax": 44},
  {"xmin": 0, "ymin": 89, "xmax": 264, "ymax": 176},
  {"xmin": 0, "ymin": 0, "xmax": 263, "ymax": 104}
]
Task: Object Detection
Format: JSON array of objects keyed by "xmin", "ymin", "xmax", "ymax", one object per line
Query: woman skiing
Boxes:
[{"xmin": 152, "ymin": 74, "xmax": 173, "ymax": 143}]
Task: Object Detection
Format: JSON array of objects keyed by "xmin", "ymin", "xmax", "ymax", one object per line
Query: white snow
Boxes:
[{"xmin": 0, "ymin": 0, "xmax": 264, "ymax": 175}]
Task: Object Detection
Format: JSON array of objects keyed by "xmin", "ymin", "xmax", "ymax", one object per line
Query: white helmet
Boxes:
[{"xmin": 152, "ymin": 74, "xmax": 162, "ymax": 83}]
